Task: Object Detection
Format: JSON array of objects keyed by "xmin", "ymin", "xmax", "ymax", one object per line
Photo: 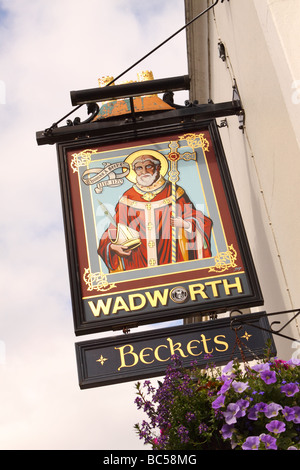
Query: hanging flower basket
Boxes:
[{"xmin": 134, "ymin": 351, "xmax": 300, "ymax": 450}]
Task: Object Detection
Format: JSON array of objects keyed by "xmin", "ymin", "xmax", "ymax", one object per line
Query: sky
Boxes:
[{"xmin": 0, "ymin": 0, "xmax": 189, "ymax": 450}]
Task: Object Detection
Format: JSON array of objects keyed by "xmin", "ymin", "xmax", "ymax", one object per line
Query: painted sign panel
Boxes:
[
  {"xmin": 75, "ymin": 312, "xmax": 275, "ymax": 388},
  {"xmin": 57, "ymin": 120, "xmax": 263, "ymax": 335}
]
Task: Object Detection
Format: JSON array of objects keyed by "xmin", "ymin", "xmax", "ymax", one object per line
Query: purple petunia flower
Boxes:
[
  {"xmin": 248, "ymin": 406, "xmax": 259, "ymax": 421},
  {"xmin": 223, "ymin": 403, "xmax": 240, "ymax": 425},
  {"xmin": 212, "ymin": 394, "xmax": 225, "ymax": 410},
  {"xmin": 251, "ymin": 362, "xmax": 270, "ymax": 373},
  {"xmin": 223, "ymin": 360, "xmax": 234, "ymax": 374},
  {"xmin": 281, "ymin": 383, "xmax": 299, "ymax": 397},
  {"xmin": 236, "ymin": 399, "xmax": 250, "ymax": 418},
  {"xmin": 242, "ymin": 436, "xmax": 260, "ymax": 450},
  {"xmin": 282, "ymin": 406, "xmax": 296, "ymax": 422},
  {"xmin": 221, "ymin": 423, "xmax": 235, "ymax": 440},
  {"xmin": 265, "ymin": 420, "xmax": 286, "ymax": 434},
  {"xmin": 232, "ymin": 381, "xmax": 249, "ymax": 393},
  {"xmin": 292, "ymin": 406, "xmax": 300, "ymax": 424},
  {"xmin": 219, "ymin": 378, "xmax": 232, "ymax": 394},
  {"xmin": 264, "ymin": 403, "xmax": 283, "ymax": 418},
  {"xmin": 260, "ymin": 369, "xmax": 277, "ymax": 384},
  {"xmin": 287, "ymin": 357, "xmax": 300, "ymax": 367},
  {"xmin": 256, "ymin": 402, "xmax": 268, "ymax": 412},
  {"xmin": 247, "ymin": 402, "xmax": 267, "ymax": 421},
  {"xmin": 260, "ymin": 433, "xmax": 277, "ymax": 450}
]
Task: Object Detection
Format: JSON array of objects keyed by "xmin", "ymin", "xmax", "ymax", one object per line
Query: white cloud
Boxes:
[{"xmin": 0, "ymin": 0, "xmax": 187, "ymax": 450}]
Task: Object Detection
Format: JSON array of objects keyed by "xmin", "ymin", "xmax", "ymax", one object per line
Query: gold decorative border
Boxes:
[
  {"xmin": 83, "ymin": 268, "xmax": 116, "ymax": 292},
  {"xmin": 70, "ymin": 149, "xmax": 99, "ymax": 173},
  {"xmin": 179, "ymin": 132, "xmax": 210, "ymax": 153},
  {"xmin": 209, "ymin": 244, "xmax": 238, "ymax": 273}
]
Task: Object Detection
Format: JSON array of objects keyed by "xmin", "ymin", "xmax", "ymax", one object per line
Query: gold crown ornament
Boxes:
[
  {"xmin": 137, "ymin": 70, "xmax": 154, "ymax": 82},
  {"xmin": 98, "ymin": 76, "xmax": 115, "ymax": 87}
]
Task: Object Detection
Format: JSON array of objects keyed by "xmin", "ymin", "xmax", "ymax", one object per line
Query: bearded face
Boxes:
[
  {"xmin": 133, "ymin": 155, "xmax": 161, "ymax": 188},
  {"xmin": 136, "ymin": 168, "xmax": 160, "ymax": 187}
]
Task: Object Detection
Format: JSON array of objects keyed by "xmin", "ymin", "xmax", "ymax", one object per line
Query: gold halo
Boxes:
[{"xmin": 124, "ymin": 149, "xmax": 169, "ymax": 183}]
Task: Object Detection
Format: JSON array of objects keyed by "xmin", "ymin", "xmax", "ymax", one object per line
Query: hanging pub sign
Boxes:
[
  {"xmin": 75, "ymin": 311, "xmax": 275, "ymax": 388},
  {"xmin": 57, "ymin": 118, "xmax": 263, "ymax": 335}
]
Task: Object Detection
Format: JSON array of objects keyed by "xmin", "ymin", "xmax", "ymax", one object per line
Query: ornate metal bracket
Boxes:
[
  {"xmin": 66, "ymin": 102, "xmax": 99, "ymax": 127},
  {"xmin": 43, "ymin": 102, "xmax": 100, "ymax": 136},
  {"xmin": 232, "ymin": 80, "xmax": 245, "ymax": 131},
  {"xmin": 230, "ymin": 309, "xmax": 300, "ymax": 343}
]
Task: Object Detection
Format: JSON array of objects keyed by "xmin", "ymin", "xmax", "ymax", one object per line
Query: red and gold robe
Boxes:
[{"xmin": 98, "ymin": 180, "xmax": 212, "ymax": 272}]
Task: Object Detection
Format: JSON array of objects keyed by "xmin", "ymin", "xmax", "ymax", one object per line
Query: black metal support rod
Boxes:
[
  {"xmin": 40, "ymin": 0, "xmax": 220, "ymax": 134},
  {"xmin": 71, "ymin": 0, "xmax": 219, "ymax": 106},
  {"xmin": 70, "ymin": 75, "xmax": 191, "ymax": 106},
  {"xmin": 102, "ymin": 0, "xmax": 220, "ymax": 89}
]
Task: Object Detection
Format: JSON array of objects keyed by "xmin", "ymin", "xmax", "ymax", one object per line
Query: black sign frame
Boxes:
[{"xmin": 57, "ymin": 117, "xmax": 263, "ymax": 336}]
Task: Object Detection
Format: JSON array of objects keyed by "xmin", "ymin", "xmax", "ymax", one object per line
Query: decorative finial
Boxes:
[
  {"xmin": 137, "ymin": 71, "xmax": 154, "ymax": 82},
  {"xmin": 98, "ymin": 76, "xmax": 115, "ymax": 87}
]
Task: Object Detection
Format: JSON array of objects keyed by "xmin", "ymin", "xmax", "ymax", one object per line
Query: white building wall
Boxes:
[{"xmin": 185, "ymin": 0, "xmax": 300, "ymax": 359}]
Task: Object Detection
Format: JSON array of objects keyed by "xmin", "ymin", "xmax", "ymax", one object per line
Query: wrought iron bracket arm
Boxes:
[
  {"xmin": 66, "ymin": 102, "xmax": 100, "ymax": 126},
  {"xmin": 43, "ymin": 102, "xmax": 100, "ymax": 136},
  {"xmin": 230, "ymin": 309, "xmax": 300, "ymax": 343}
]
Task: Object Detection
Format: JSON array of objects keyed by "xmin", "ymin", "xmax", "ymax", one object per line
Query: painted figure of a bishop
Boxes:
[{"xmin": 98, "ymin": 150, "xmax": 212, "ymax": 272}]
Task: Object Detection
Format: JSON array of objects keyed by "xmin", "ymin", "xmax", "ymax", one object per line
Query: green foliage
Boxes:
[{"xmin": 134, "ymin": 355, "xmax": 230, "ymax": 450}]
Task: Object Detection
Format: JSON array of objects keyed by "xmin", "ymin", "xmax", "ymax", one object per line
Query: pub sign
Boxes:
[
  {"xmin": 57, "ymin": 119, "xmax": 263, "ymax": 335},
  {"xmin": 76, "ymin": 312, "xmax": 275, "ymax": 388}
]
